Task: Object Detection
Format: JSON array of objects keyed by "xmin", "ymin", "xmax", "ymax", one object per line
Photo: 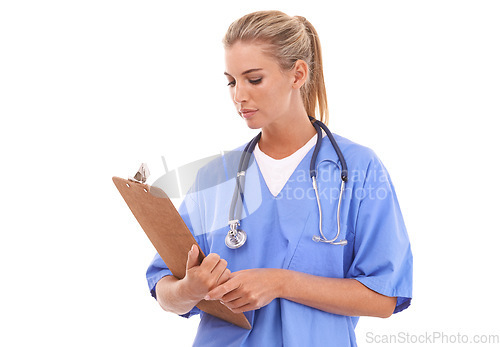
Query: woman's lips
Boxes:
[{"xmin": 240, "ymin": 109, "xmax": 258, "ymax": 119}]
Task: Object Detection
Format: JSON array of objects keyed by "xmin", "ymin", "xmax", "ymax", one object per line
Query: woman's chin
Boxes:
[{"xmin": 242, "ymin": 117, "xmax": 262, "ymax": 130}]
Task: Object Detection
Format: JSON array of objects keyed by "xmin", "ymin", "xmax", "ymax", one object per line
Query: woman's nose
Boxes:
[{"xmin": 233, "ymin": 83, "xmax": 247, "ymax": 104}]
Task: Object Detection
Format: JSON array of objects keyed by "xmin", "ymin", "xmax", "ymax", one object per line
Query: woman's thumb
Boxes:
[{"xmin": 186, "ymin": 244, "xmax": 200, "ymax": 270}]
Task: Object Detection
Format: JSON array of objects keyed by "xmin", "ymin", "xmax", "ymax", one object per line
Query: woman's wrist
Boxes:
[
  {"xmin": 177, "ymin": 276, "xmax": 204, "ymax": 304},
  {"xmin": 272, "ymin": 268, "xmax": 290, "ymax": 299},
  {"xmin": 156, "ymin": 276, "xmax": 200, "ymax": 315}
]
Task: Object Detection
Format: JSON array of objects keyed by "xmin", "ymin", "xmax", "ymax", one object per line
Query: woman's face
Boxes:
[{"xmin": 224, "ymin": 41, "xmax": 297, "ymax": 130}]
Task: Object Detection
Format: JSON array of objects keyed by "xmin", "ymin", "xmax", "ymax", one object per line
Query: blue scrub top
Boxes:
[{"xmin": 146, "ymin": 134, "xmax": 413, "ymax": 347}]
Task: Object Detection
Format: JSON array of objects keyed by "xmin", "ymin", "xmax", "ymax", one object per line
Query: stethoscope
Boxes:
[{"xmin": 226, "ymin": 116, "xmax": 349, "ymax": 249}]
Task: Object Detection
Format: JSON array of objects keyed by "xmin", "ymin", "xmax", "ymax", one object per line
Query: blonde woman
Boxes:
[{"xmin": 147, "ymin": 10, "xmax": 412, "ymax": 346}]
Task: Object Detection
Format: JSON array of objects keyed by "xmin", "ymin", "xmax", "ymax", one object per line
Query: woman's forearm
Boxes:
[
  {"xmin": 155, "ymin": 276, "xmax": 200, "ymax": 315},
  {"xmin": 277, "ymin": 270, "xmax": 397, "ymax": 318}
]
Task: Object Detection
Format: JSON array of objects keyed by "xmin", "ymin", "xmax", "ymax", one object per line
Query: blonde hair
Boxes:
[{"xmin": 223, "ymin": 10, "xmax": 329, "ymax": 125}]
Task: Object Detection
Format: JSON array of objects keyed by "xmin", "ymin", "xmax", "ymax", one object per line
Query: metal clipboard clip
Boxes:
[{"xmin": 128, "ymin": 163, "xmax": 150, "ymax": 184}]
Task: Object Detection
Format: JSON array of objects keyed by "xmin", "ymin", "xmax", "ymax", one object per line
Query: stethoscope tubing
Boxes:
[
  {"xmin": 227, "ymin": 118, "xmax": 348, "ymax": 248},
  {"xmin": 228, "ymin": 132, "xmax": 261, "ymax": 225},
  {"xmin": 309, "ymin": 116, "xmax": 348, "ymax": 182}
]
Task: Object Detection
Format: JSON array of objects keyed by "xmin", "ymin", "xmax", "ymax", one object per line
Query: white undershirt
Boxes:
[{"xmin": 254, "ymin": 130, "xmax": 326, "ymax": 197}]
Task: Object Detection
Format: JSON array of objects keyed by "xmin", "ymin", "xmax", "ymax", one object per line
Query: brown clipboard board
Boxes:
[{"xmin": 112, "ymin": 176, "xmax": 251, "ymax": 330}]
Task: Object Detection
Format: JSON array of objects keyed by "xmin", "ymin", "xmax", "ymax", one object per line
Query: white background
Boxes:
[{"xmin": 1, "ymin": 1, "xmax": 499, "ymax": 346}]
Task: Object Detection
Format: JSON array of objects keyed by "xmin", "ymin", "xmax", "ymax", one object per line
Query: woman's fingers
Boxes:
[
  {"xmin": 217, "ymin": 268, "xmax": 231, "ymax": 285},
  {"xmin": 211, "ymin": 258, "xmax": 227, "ymax": 276},
  {"xmin": 205, "ymin": 278, "xmax": 240, "ymax": 300},
  {"xmin": 199, "ymin": 253, "xmax": 222, "ymax": 273},
  {"xmin": 221, "ymin": 296, "xmax": 246, "ymax": 308},
  {"xmin": 220, "ymin": 287, "xmax": 241, "ymax": 303}
]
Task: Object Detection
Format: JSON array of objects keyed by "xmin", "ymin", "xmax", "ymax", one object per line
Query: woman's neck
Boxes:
[{"xmin": 258, "ymin": 113, "xmax": 316, "ymax": 160}]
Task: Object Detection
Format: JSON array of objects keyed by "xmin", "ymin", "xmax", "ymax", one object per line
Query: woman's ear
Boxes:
[{"xmin": 292, "ymin": 60, "xmax": 308, "ymax": 89}]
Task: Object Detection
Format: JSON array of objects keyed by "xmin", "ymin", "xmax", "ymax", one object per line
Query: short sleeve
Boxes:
[
  {"xmin": 145, "ymin": 191, "xmax": 205, "ymax": 318},
  {"xmin": 347, "ymin": 156, "xmax": 413, "ymax": 314}
]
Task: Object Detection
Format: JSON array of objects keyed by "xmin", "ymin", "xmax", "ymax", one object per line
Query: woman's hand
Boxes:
[
  {"xmin": 180, "ymin": 245, "xmax": 231, "ymax": 303},
  {"xmin": 204, "ymin": 268, "xmax": 283, "ymax": 313}
]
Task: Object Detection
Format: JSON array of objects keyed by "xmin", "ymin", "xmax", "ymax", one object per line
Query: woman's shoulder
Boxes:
[
  {"xmin": 334, "ymin": 134, "xmax": 379, "ymax": 163},
  {"xmin": 334, "ymin": 134, "xmax": 390, "ymax": 189}
]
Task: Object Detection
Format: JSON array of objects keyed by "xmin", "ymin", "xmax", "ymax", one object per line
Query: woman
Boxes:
[{"xmin": 146, "ymin": 10, "xmax": 412, "ymax": 346}]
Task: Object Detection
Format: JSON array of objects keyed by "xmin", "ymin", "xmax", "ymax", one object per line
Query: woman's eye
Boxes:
[
  {"xmin": 249, "ymin": 78, "xmax": 262, "ymax": 85},
  {"xmin": 226, "ymin": 78, "xmax": 261, "ymax": 87}
]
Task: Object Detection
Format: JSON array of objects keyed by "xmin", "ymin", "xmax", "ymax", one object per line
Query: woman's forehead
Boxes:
[{"xmin": 224, "ymin": 42, "xmax": 277, "ymax": 75}]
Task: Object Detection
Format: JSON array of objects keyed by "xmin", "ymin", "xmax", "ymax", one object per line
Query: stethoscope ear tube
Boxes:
[
  {"xmin": 312, "ymin": 178, "xmax": 347, "ymax": 246},
  {"xmin": 308, "ymin": 118, "xmax": 348, "ymax": 245}
]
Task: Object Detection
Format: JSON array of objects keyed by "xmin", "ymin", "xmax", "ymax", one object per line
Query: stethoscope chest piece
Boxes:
[{"xmin": 225, "ymin": 223, "xmax": 247, "ymax": 249}]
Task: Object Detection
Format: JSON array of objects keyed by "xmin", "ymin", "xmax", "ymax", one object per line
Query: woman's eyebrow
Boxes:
[{"xmin": 224, "ymin": 68, "xmax": 263, "ymax": 77}]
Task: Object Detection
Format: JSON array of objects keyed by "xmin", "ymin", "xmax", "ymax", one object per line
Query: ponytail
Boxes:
[{"xmin": 294, "ymin": 16, "xmax": 329, "ymax": 125}]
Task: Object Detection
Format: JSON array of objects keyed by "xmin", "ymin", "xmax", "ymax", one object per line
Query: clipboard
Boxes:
[{"xmin": 112, "ymin": 176, "xmax": 251, "ymax": 330}]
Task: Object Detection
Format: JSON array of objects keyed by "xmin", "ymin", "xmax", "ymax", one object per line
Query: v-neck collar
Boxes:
[
  {"xmin": 252, "ymin": 142, "xmax": 316, "ymax": 200},
  {"xmin": 252, "ymin": 130, "xmax": 329, "ymax": 198}
]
